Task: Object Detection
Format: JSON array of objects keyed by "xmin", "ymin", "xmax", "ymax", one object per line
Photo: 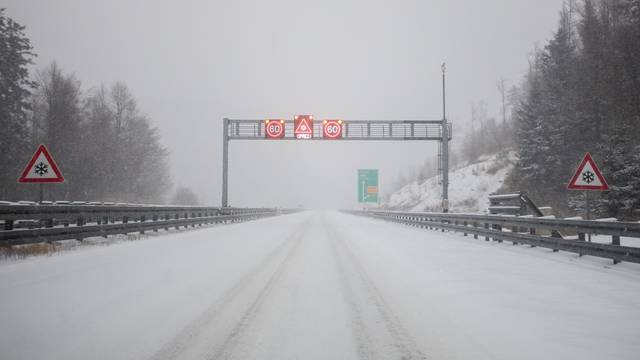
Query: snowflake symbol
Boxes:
[
  {"xmin": 582, "ymin": 170, "xmax": 595, "ymax": 184},
  {"xmin": 34, "ymin": 162, "xmax": 48, "ymax": 176}
]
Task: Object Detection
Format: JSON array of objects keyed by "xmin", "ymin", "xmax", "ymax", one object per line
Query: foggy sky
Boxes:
[{"xmin": 5, "ymin": 0, "xmax": 564, "ymax": 208}]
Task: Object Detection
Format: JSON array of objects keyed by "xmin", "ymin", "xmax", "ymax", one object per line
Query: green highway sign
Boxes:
[{"xmin": 358, "ymin": 169, "xmax": 379, "ymax": 203}]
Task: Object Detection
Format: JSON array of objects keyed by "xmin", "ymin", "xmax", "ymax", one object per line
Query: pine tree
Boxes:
[
  {"xmin": 514, "ymin": 58, "xmax": 551, "ymax": 204},
  {"xmin": 0, "ymin": 8, "xmax": 36, "ymax": 200}
]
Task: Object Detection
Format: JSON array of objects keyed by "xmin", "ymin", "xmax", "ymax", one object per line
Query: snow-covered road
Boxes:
[{"xmin": 1, "ymin": 211, "xmax": 639, "ymax": 360}]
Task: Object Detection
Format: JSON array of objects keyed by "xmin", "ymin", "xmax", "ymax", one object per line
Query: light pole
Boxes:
[
  {"xmin": 441, "ymin": 63, "xmax": 449, "ymax": 213},
  {"xmin": 222, "ymin": 117, "xmax": 229, "ymax": 207}
]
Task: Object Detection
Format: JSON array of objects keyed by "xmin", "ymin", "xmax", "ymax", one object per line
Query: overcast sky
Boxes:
[{"xmin": 5, "ymin": 0, "xmax": 564, "ymax": 208}]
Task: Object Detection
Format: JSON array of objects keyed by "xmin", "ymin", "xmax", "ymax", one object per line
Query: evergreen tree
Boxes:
[
  {"xmin": 0, "ymin": 8, "xmax": 36, "ymax": 200},
  {"xmin": 512, "ymin": 0, "xmax": 640, "ymax": 219},
  {"xmin": 171, "ymin": 186, "xmax": 200, "ymax": 205}
]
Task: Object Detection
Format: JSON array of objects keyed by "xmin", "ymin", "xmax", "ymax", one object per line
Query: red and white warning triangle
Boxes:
[
  {"xmin": 18, "ymin": 144, "xmax": 65, "ymax": 183},
  {"xmin": 567, "ymin": 153, "xmax": 608, "ymax": 190},
  {"xmin": 295, "ymin": 118, "xmax": 313, "ymax": 134}
]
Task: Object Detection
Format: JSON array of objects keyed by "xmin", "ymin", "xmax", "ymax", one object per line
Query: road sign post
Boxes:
[
  {"xmin": 222, "ymin": 118, "xmax": 229, "ymax": 207},
  {"xmin": 568, "ymin": 153, "xmax": 609, "ymax": 239},
  {"xmin": 441, "ymin": 63, "xmax": 449, "ymax": 213},
  {"xmin": 218, "ymin": 66, "xmax": 450, "ymax": 207}
]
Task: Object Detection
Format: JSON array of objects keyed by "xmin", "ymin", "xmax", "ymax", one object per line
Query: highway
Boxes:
[{"xmin": 1, "ymin": 211, "xmax": 639, "ymax": 360}]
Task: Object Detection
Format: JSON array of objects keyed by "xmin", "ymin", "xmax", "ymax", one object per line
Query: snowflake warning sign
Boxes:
[
  {"xmin": 18, "ymin": 145, "xmax": 64, "ymax": 183},
  {"xmin": 567, "ymin": 153, "xmax": 608, "ymax": 191},
  {"xmin": 294, "ymin": 115, "xmax": 313, "ymax": 139}
]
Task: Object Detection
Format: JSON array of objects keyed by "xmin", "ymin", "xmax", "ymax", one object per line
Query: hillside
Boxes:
[{"xmin": 385, "ymin": 151, "xmax": 515, "ymax": 213}]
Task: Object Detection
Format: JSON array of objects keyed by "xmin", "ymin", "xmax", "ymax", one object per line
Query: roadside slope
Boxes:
[{"xmin": 385, "ymin": 151, "xmax": 515, "ymax": 212}]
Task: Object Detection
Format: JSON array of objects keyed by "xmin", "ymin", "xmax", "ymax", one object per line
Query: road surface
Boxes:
[{"xmin": 1, "ymin": 211, "xmax": 639, "ymax": 359}]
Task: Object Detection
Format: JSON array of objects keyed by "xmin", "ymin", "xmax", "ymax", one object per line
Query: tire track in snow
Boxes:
[
  {"xmin": 149, "ymin": 219, "xmax": 310, "ymax": 360},
  {"xmin": 206, "ymin": 219, "xmax": 305, "ymax": 359},
  {"xmin": 326, "ymin": 216, "xmax": 427, "ymax": 360}
]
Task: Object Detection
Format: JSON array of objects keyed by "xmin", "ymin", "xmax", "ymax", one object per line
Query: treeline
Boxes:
[
  {"xmin": 460, "ymin": 94, "xmax": 516, "ymax": 162},
  {"xmin": 0, "ymin": 9, "xmax": 171, "ymax": 203},
  {"xmin": 388, "ymin": 91, "xmax": 515, "ymax": 196},
  {"xmin": 509, "ymin": 0, "xmax": 640, "ymax": 219}
]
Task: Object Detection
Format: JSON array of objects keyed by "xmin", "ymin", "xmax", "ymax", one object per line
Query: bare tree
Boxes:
[
  {"xmin": 496, "ymin": 77, "xmax": 507, "ymax": 128},
  {"xmin": 110, "ymin": 82, "xmax": 136, "ymax": 134}
]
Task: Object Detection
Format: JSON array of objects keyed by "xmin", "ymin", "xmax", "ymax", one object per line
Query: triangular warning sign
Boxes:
[
  {"xmin": 568, "ymin": 153, "xmax": 608, "ymax": 190},
  {"xmin": 295, "ymin": 118, "xmax": 313, "ymax": 134},
  {"xmin": 18, "ymin": 145, "xmax": 65, "ymax": 183}
]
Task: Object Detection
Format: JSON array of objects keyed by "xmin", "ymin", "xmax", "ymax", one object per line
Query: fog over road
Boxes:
[{"xmin": 1, "ymin": 211, "xmax": 639, "ymax": 359}]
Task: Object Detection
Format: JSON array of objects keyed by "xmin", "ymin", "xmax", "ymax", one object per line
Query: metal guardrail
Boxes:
[
  {"xmin": 345, "ymin": 210, "xmax": 640, "ymax": 264},
  {"xmin": 0, "ymin": 203, "xmax": 301, "ymax": 246}
]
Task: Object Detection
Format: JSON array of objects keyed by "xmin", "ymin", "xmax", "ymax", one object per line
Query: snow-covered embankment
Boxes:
[{"xmin": 385, "ymin": 152, "xmax": 515, "ymax": 213}]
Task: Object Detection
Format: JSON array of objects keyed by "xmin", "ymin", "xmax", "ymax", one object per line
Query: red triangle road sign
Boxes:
[
  {"xmin": 567, "ymin": 153, "xmax": 608, "ymax": 191},
  {"xmin": 17, "ymin": 144, "xmax": 65, "ymax": 183},
  {"xmin": 294, "ymin": 115, "xmax": 313, "ymax": 139},
  {"xmin": 295, "ymin": 118, "xmax": 313, "ymax": 133}
]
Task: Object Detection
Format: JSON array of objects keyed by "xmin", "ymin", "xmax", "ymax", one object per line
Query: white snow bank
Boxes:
[{"xmin": 385, "ymin": 151, "xmax": 515, "ymax": 213}]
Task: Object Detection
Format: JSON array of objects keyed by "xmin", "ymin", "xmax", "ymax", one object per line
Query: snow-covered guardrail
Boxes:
[
  {"xmin": 344, "ymin": 210, "xmax": 640, "ymax": 265},
  {"xmin": 0, "ymin": 203, "xmax": 301, "ymax": 246}
]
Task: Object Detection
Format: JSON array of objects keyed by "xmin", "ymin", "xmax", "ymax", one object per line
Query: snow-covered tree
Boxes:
[{"xmin": 0, "ymin": 8, "xmax": 36, "ymax": 199}]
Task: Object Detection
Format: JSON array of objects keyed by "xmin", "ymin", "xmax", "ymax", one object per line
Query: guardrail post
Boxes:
[
  {"xmin": 473, "ymin": 222, "xmax": 478, "ymax": 239},
  {"xmin": 612, "ymin": 235, "xmax": 621, "ymax": 264},
  {"xmin": 612, "ymin": 235, "xmax": 620, "ymax": 246},
  {"xmin": 529, "ymin": 228, "xmax": 537, "ymax": 247},
  {"xmin": 484, "ymin": 223, "xmax": 490, "ymax": 241},
  {"xmin": 463, "ymin": 221, "xmax": 467, "ymax": 236},
  {"xmin": 139, "ymin": 215, "xmax": 146, "ymax": 234}
]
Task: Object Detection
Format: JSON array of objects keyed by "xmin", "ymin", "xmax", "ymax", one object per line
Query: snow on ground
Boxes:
[
  {"xmin": 385, "ymin": 151, "xmax": 515, "ymax": 213},
  {"xmin": 1, "ymin": 210, "xmax": 639, "ymax": 360}
]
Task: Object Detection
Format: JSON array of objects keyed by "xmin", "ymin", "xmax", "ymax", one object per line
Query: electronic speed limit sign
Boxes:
[
  {"xmin": 322, "ymin": 119, "xmax": 343, "ymax": 139},
  {"xmin": 265, "ymin": 119, "xmax": 285, "ymax": 139}
]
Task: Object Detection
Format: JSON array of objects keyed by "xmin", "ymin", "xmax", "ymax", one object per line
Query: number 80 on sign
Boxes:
[{"xmin": 323, "ymin": 119, "xmax": 343, "ymax": 139}]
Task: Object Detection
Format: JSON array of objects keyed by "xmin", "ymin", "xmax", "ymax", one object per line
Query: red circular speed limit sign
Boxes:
[
  {"xmin": 265, "ymin": 119, "xmax": 285, "ymax": 139},
  {"xmin": 323, "ymin": 120, "xmax": 343, "ymax": 139}
]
